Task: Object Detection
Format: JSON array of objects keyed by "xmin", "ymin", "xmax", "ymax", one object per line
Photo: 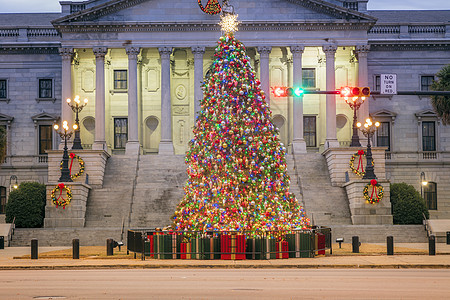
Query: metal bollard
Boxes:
[
  {"xmin": 387, "ymin": 236, "xmax": 394, "ymax": 255},
  {"xmin": 106, "ymin": 238, "xmax": 114, "ymax": 256},
  {"xmin": 352, "ymin": 236, "xmax": 359, "ymax": 253},
  {"xmin": 73, "ymin": 239, "xmax": 80, "ymax": 259},
  {"xmin": 429, "ymin": 235, "xmax": 436, "ymax": 256},
  {"xmin": 31, "ymin": 239, "xmax": 38, "ymax": 259}
]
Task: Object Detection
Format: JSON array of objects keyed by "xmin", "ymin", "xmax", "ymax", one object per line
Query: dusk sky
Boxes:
[{"xmin": 0, "ymin": 0, "xmax": 449, "ymax": 13}]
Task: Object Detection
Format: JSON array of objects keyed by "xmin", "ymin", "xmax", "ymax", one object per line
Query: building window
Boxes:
[
  {"xmin": 0, "ymin": 80, "xmax": 7, "ymax": 99},
  {"xmin": 422, "ymin": 121, "xmax": 436, "ymax": 151},
  {"xmin": 377, "ymin": 122, "xmax": 390, "ymax": 151},
  {"xmin": 0, "ymin": 186, "xmax": 6, "ymax": 214},
  {"xmin": 374, "ymin": 75, "xmax": 381, "ymax": 91},
  {"xmin": 424, "ymin": 182, "xmax": 437, "ymax": 210},
  {"xmin": 39, "ymin": 125, "xmax": 52, "ymax": 155},
  {"xmin": 0, "ymin": 125, "xmax": 6, "ymax": 160},
  {"xmin": 39, "ymin": 79, "xmax": 53, "ymax": 98},
  {"xmin": 304, "ymin": 116, "xmax": 316, "ymax": 147},
  {"xmin": 421, "ymin": 76, "xmax": 434, "ymax": 91},
  {"xmin": 114, "ymin": 70, "xmax": 128, "ymax": 90},
  {"xmin": 302, "ymin": 68, "xmax": 316, "ymax": 89},
  {"xmin": 114, "ymin": 118, "xmax": 128, "ymax": 149},
  {"xmin": 343, "ymin": 1, "xmax": 358, "ymax": 10}
]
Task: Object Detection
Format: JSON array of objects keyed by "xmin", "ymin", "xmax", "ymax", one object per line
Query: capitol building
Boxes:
[{"xmin": 1, "ymin": 0, "xmax": 450, "ymax": 231}]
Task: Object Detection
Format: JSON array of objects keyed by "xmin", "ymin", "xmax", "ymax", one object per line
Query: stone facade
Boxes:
[{"xmin": 1, "ymin": 0, "xmax": 450, "ymax": 220}]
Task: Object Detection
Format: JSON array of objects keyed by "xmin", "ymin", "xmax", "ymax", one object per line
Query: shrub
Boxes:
[
  {"xmin": 5, "ymin": 181, "xmax": 46, "ymax": 228},
  {"xmin": 390, "ymin": 182, "xmax": 429, "ymax": 225}
]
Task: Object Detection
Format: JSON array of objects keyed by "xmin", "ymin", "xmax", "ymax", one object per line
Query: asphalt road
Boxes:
[{"xmin": 0, "ymin": 269, "xmax": 449, "ymax": 299}]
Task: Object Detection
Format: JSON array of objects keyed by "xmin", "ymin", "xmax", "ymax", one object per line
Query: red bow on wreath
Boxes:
[
  {"xmin": 69, "ymin": 153, "xmax": 75, "ymax": 174},
  {"xmin": 370, "ymin": 179, "xmax": 379, "ymax": 201},
  {"xmin": 57, "ymin": 183, "xmax": 65, "ymax": 209},
  {"xmin": 357, "ymin": 150, "xmax": 365, "ymax": 173}
]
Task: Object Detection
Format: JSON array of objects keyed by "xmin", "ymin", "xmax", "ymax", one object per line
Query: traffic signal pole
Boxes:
[{"xmin": 296, "ymin": 90, "xmax": 450, "ymax": 96}]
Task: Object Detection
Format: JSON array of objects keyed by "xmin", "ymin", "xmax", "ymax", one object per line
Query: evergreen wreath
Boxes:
[
  {"xmin": 51, "ymin": 183, "xmax": 72, "ymax": 209},
  {"xmin": 349, "ymin": 149, "xmax": 374, "ymax": 177},
  {"xmin": 60, "ymin": 153, "xmax": 85, "ymax": 180},
  {"xmin": 363, "ymin": 179, "xmax": 384, "ymax": 204}
]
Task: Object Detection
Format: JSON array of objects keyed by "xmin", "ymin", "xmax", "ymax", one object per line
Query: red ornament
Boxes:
[
  {"xmin": 357, "ymin": 150, "xmax": 364, "ymax": 155},
  {"xmin": 69, "ymin": 152, "xmax": 75, "ymax": 159},
  {"xmin": 58, "ymin": 183, "xmax": 65, "ymax": 189},
  {"xmin": 370, "ymin": 179, "xmax": 378, "ymax": 186}
]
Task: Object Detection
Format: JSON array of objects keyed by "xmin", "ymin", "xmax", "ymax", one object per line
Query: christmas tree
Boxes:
[{"xmin": 172, "ymin": 14, "xmax": 309, "ymax": 236}]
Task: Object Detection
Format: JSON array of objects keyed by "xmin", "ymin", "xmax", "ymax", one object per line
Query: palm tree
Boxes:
[{"xmin": 431, "ymin": 64, "xmax": 450, "ymax": 125}]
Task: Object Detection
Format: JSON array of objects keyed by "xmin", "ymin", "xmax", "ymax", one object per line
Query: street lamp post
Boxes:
[
  {"xmin": 9, "ymin": 175, "xmax": 18, "ymax": 193},
  {"xmin": 54, "ymin": 120, "xmax": 77, "ymax": 182},
  {"xmin": 357, "ymin": 118, "xmax": 380, "ymax": 180},
  {"xmin": 67, "ymin": 96, "xmax": 88, "ymax": 150},
  {"xmin": 342, "ymin": 89, "xmax": 366, "ymax": 147},
  {"xmin": 420, "ymin": 171, "xmax": 428, "ymax": 198}
]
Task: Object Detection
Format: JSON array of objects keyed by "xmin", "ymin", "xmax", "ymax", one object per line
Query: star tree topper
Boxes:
[{"xmin": 219, "ymin": 13, "xmax": 240, "ymax": 33}]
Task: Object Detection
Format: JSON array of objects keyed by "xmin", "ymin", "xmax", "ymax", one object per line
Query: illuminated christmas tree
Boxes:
[{"xmin": 172, "ymin": 14, "xmax": 309, "ymax": 235}]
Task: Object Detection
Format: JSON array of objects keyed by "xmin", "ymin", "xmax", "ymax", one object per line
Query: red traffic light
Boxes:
[
  {"xmin": 272, "ymin": 87, "xmax": 294, "ymax": 97},
  {"xmin": 340, "ymin": 86, "xmax": 352, "ymax": 98},
  {"xmin": 352, "ymin": 87, "xmax": 360, "ymax": 96}
]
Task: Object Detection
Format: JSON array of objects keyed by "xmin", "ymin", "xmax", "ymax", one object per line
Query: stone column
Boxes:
[
  {"xmin": 290, "ymin": 45, "xmax": 307, "ymax": 154},
  {"xmin": 125, "ymin": 47, "xmax": 141, "ymax": 155},
  {"xmin": 323, "ymin": 44, "xmax": 340, "ymax": 149},
  {"xmin": 355, "ymin": 44, "xmax": 370, "ymax": 126},
  {"xmin": 58, "ymin": 47, "xmax": 74, "ymax": 126},
  {"xmin": 92, "ymin": 47, "xmax": 107, "ymax": 151},
  {"xmin": 158, "ymin": 47, "xmax": 174, "ymax": 155},
  {"xmin": 192, "ymin": 46, "xmax": 205, "ymax": 117},
  {"xmin": 257, "ymin": 46, "xmax": 272, "ymax": 106}
]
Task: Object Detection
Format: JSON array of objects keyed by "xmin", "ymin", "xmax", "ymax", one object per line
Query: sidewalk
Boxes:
[{"xmin": 1, "ymin": 243, "xmax": 449, "ymax": 270}]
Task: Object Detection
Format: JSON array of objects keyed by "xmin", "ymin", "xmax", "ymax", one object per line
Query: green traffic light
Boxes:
[{"xmin": 294, "ymin": 88, "xmax": 304, "ymax": 97}]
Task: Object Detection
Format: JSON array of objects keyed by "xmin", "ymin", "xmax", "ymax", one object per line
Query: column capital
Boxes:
[
  {"xmin": 290, "ymin": 45, "xmax": 304, "ymax": 57},
  {"xmin": 93, "ymin": 47, "xmax": 108, "ymax": 58},
  {"xmin": 58, "ymin": 47, "xmax": 74, "ymax": 61},
  {"xmin": 126, "ymin": 46, "xmax": 140, "ymax": 59},
  {"xmin": 158, "ymin": 47, "xmax": 173, "ymax": 59},
  {"xmin": 322, "ymin": 44, "xmax": 337, "ymax": 55},
  {"xmin": 355, "ymin": 44, "xmax": 370, "ymax": 59},
  {"xmin": 257, "ymin": 46, "xmax": 272, "ymax": 57},
  {"xmin": 191, "ymin": 46, "xmax": 206, "ymax": 55}
]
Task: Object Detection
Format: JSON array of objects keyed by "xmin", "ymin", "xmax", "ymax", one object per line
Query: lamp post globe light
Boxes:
[
  {"xmin": 357, "ymin": 118, "xmax": 380, "ymax": 180},
  {"xmin": 67, "ymin": 95, "xmax": 88, "ymax": 150},
  {"xmin": 54, "ymin": 120, "xmax": 77, "ymax": 182},
  {"xmin": 341, "ymin": 87, "xmax": 367, "ymax": 147}
]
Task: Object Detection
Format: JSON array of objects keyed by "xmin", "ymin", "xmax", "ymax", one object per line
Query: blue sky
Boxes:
[{"xmin": 0, "ymin": 0, "xmax": 449, "ymax": 13}]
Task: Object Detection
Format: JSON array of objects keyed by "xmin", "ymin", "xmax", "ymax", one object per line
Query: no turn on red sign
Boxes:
[{"xmin": 381, "ymin": 74, "xmax": 397, "ymax": 94}]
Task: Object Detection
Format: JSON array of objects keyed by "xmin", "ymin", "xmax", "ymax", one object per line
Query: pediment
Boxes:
[
  {"xmin": 371, "ymin": 109, "xmax": 397, "ymax": 118},
  {"xmin": 31, "ymin": 112, "xmax": 59, "ymax": 122},
  {"xmin": 415, "ymin": 109, "xmax": 438, "ymax": 119},
  {"xmin": 53, "ymin": 0, "xmax": 376, "ymax": 26},
  {"xmin": 0, "ymin": 113, "xmax": 14, "ymax": 123}
]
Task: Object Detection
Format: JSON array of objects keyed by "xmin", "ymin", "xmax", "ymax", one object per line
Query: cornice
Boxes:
[
  {"xmin": 54, "ymin": 20, "xmax": 375, "ymax": 33},
  {"xmin": 0, "ymin": 46, "xmax": 60, "ymax": 55},
  {"xmin": 369, "ymin": 41, "xmax": 450, "ymax": 51}
]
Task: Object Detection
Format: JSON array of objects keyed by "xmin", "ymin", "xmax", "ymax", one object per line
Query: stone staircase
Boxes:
[
  {"xmin": 84, "ymin": 155, "xmax": 139, "ymax": 227},
  {"xmin": 129, "ymin": 155, "xmax": 187, "ymax": 229},
  {"xmin": 291, "ymin": 153, "xmax": 352, "ymax": 226}
]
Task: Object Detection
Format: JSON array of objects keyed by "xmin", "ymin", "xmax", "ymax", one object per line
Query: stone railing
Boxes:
[
  {"xmin": 70, "ymin": 3, "xmax": 86, "ymax": 13},
  {"xmin": 383, "ymin": 151, "xmax": 444, "ymax": 162},
  {"xmin": 369, "ymin": 24, "xmax": 447, "ymax": 38},
  {"xmin": 27, "ymin": 28, "xmax": 60, "ymax": 37},
  {"xmin": 0, "ymin": 29, "xmax": 19, "ymax": 37}
]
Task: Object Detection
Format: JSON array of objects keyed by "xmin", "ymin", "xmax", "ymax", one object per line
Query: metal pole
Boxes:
[
  {"xmin": 106, "ymin": 238, "xmax": 114, "ymax": 256},
  {"xmin": 31, "ymin": 238, "xmax": 38, "ymax": 259},
  {"xmin": 429, "ymin": 235, "xmax": 436, "ymax": 256},
  {"xmin": 352, "ymin": 236, "xmax": 359, "ymax": 253},
  {"xmin": 362, "ymin": 133, "xmax": 377, "ymax": 179},
  {"xmin": 73, "ymin": 238, "xmax": 80, "ymax": 259},
  {"xmin": 71, "ymin": 104, "xmax": 83, "ymax": 149},
  {"xmin": 350, "ymin": 104, "xmax": 361, "ymax": 147},
  {"xmin": 387, "ymin": 236, "xmax": 394, "ymax": 255},
  {"xmin": 59, "ymin": 130, "xmax": 73, "ymax": 182}
]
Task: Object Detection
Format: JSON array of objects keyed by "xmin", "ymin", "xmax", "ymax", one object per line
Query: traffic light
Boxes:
[
  {"xmin": 339, "ymin": 86, "xmax": 370, "ymax": 99},
  {"xmin": 272, "ymin": 87, "xmax": 304, "ymax": 97}
]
